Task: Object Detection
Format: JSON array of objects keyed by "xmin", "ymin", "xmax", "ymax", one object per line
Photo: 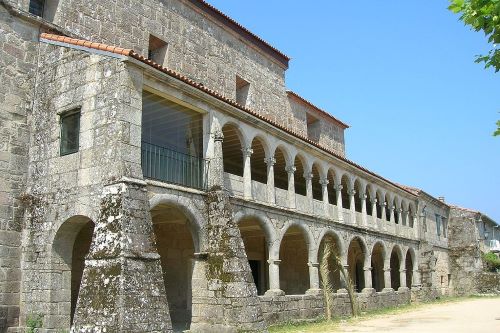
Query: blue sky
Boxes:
[{"xmin": 207, "ymin": 0, "xmax": 500, "ymax": 221}]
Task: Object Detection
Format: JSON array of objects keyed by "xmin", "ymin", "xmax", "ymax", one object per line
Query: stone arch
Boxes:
[
  {"xmin": 376, "ymin": 190, "xmax": 384, "ymax": 219},
  {"xmin": 347, "ymin": 236, "xmax": 368, "ymax": 292},
  {"xmin": 370, "ymin": 241, "xmax": 387, "ymax": 292},
  {"xmin": 389, "ymin": 244, "xmax": 403, "ymax": 290},
  {"xmin": 278, "ymin": 221, "xmax": 314, "ymax": 294},
  {"xmin": 250, "ymin": 136, "xmax": 268, "ymax": 184},
  {"xmin": 51, "ymin": 215, "xmax": 95, "ymax": 327},
  {"xmin": 273, "ymin": 145, "xmax": 290, "ymax": 191},
  {"xmin": 393, "ymin": 197, "xmax": 401, "ymax": 224},
  {"xmin": 222, "ymin": 122, "xmax": 244, "ymax": 176},
  {"xmin": 317, "ymin": 230, "xmax": 344, "ymax": 292},
  {"xmin": 327, "ymin": 168, "xmax": 338, "ymax": 205},
  {"xmin": 293, "ymin": 154, "xmax": 308, "ymax": 196},
  {"xmin": 311, "ymin": 162, "xmax": 323, "ymax": 201},
  {"xmin": 234, "ymin": 211, "xmax": 278, "ymax": 248},
  {"xmin": 384, "ymin": 193, "xmax": 393, "ymax": 221},
  {"xmin": 405, "ymin": 247, "xmax": 417, "ymax": 288},
  {"xmin": 340, "ymin": 173, "xmax": 351, "ymax": 209},
  {"xmin": 315, "ymin": 229, "xmax": 345, "ymax": 261},
  {"xmin": 365, "ymin": 184, "xmax": 375, "ymax": 216},
  {"xmin": 353, "ymin": 178, "xmax": 363, "ymax": 213}
]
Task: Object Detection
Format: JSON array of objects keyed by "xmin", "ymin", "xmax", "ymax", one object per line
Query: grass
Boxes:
[{"xmin": 268, "ymin": 295, "xmax": 500, "ymax": 333}]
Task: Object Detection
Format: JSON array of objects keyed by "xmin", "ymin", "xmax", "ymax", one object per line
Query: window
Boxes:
[
  {"xmin": 29, "ymin": 0, "xmax": 45, "ymax": 17},
  {"xmin": 435, "ymin": 214, "xmax": 441, "ymax": 237},
  {"xmin": 306, "ymin": 112, "xmax": 320, "ymax": 143},
  {"xmin": 236, "ymin": 75, "xmax": 250, "ymax": 106},
  {"xmin": 148, "ymin": 35, "xmax": 168, "ymax": 66},
  {"xmin": 60, "ymin": 110, "xmax": 81, "ymax": 156}
]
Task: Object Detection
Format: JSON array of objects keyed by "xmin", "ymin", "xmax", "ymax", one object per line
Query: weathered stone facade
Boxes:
[{"xmin": 0, "ymin": 1, "xmax": 498, "ymax": 333}]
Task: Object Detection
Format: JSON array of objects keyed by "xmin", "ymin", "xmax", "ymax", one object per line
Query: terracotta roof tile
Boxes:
[
  {"xmin": 39, "ymin": 32, "xmax": 415, "ymax": 197},
  {"xmin": 287, "ymin": 90, "xmax": 349, "ymax": 129}
]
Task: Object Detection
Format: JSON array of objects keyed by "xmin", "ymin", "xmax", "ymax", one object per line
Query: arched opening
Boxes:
[
  {"xmin": 52, "ymin": 216, "xmax": 95, "ymax": 327},
  {"xmin": 274, "ymin": 147, "xmax": 288, "ymax": 191},
  {"xmin": 318, "ymin": 233, "xmax": 342, "ymax": 292},
  {"xmin": 222, "ymin": 123, "xmax": 243, "ymax": 176},
  {"xmin": 293, "ymin": 155, "xmax": 307, "ymax": 196},
  {"xmin": 371, "ymin": 242, "xmax": 385, "ymax": 292},
  {"xmin": 238, "ymin": 217, "xmax": 269, "ymax": 295},
  {"xmin": 279, "ymin": 225, "xmax": 309, "ymax": 294},
  {"xmin": 151, "ymin": 204, "xmax": 198, "ymax": 331},
  {"xmin": 341, "ymin": 175, "xmax": 350, "ymax": 209},
  {"xmin": 406, "ymin": 249, "xmax": 414, "ymax": 289},
  {"xmin": 354, "ymin": 179, "xmax": 362, "ymax": 212},
  {"xmin": 394, "ymin": 199, "xmax": 400, "ymax": 224},
  {"xmin": 401, "ymin": 202, "xmax": 408, "ymax": 226},
  {"xmin": 311, "ymin": 163, "xmax": 322, "ymax": 201},
  {"xmin": 250, "ymin": 137, "xmax": 267, "ymax": 184},
  {"xmin": 347, "ymin": 237, "xmax": 366, "ymax": 292},
  {"xmin": 366, "ymin": 186, "xmax": 374, "ymax": 216},
  {"xmin": 376, "ymin": 192, "xmax": 383, "ymax": 219},
  {"xmin": 327, "ymin": 170, "xmax": 337, "ymax": 205},
  {"xmin": 385, "ymin": 194, "xmax": 392, "ymax": 221},
  {"xmin": 390, "ymin": 246, "xmax": 402, "ymax": 290}
]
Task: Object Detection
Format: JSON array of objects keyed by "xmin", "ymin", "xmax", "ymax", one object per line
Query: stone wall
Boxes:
[
  {"xmin": 0, "ymin": 4, "xmax": 39, "ymax": 331},
  {"xmin": 476, "ymin": 272, "xmax": 500, "ymax": 294}
]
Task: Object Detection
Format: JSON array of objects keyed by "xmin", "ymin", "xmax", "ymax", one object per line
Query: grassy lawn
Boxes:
[{"xmin": 268, "ymin": 295, "xmax": 498, "ymax": 333}]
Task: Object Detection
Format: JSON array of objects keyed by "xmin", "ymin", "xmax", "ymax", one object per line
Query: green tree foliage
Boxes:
[
  {"xmin": 448, "ymin": 0, "xmax": 500, "ymax": 136},
  {"xmin": 449, "ymin": 0, "xmax": 500, "ymax": 71},
  {"xmin": 482, "ymin": 251, "xmax": 500, "ymax": 272}
]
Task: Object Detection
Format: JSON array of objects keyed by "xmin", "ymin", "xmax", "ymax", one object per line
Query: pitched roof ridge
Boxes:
[
  {"xmin": 286, "ymin": 90, "xmax": 349, "ymax": 129},
  {"xmin": 39, "ymin": 32, "xmax": 415, "ymax": 197}
]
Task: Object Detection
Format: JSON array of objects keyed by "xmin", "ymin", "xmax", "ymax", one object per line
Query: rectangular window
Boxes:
[
  {"xmin": 148, "ymin": 35, "xmax": 168, "ymax": 66},
  {"xmin": 29, "ymin": 0, "xmax": 45, "ymax": 17},
  {"xmin": 435, "ymin": 214, "xmax": 441, "ymax": 237},
  {"xmin": 60, "ymin": 110, "xmax": 81, "ymax": 156},
  {"xmin": 236, "ymin": 75, "xmax": 250, "ymax": 107}
]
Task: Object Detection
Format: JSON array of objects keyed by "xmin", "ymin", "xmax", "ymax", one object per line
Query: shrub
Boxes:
[{"xmin": 482, "ymin": 252, "xmax": 500, "ymax": 272}]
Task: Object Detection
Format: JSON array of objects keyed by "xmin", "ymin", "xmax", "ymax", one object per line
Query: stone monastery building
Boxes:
[{"xmin": 0, "ymin": 0, "xmax": 498, "ymax": 332}]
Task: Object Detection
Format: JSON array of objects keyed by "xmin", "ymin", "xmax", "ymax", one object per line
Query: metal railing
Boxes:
[{"xmin": 141, "ymin": 141, "xmax": 209, "ymax": 190}]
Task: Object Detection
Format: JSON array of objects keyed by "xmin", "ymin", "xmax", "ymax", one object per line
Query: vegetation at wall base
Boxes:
[{"xmin": 482, "ymin": 251, "xmax": 500, "ymax": 272}]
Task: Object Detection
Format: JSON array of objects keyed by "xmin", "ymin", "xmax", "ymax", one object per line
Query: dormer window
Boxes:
[
  {"xmin": 236, "ymin": 75, "xmax": 250, "ymax": 107},
  {"xmin": 148, "ymin": 35, "xmax": 168, "ymax": 66},
  {"xmin": 306, "ymin": 113, "xmax": 320, "ymax": 142},
  {"xmin": 29, "ymin": 0, "xmax": 45, "ymax": 17}
]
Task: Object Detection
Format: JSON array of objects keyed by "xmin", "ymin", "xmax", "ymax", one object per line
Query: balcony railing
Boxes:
[{"xmin": 141, "ymin": 141, "xmax": 209, "ymax": 190}]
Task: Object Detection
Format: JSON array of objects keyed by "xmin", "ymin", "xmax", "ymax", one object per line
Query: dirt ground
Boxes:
[{"xmin": 335, "ymin": 297, "xmax": 500, "ymax": 333}]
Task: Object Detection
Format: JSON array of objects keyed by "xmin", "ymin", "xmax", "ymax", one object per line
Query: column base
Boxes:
[
  {"xmin": 305, "ymin": 288, "xmax": 322, "ymax": 296},
  {"xmin": 361, "ymin": 287, "xmax": 376, "ymax": 294},
  {"xmin": 382, "ymin": 288, "xmax": 394, "ymax": 292},
  {"xmin": 264, "ymin": 289, "xmax": 285, "ymax": 297},
  {"xmin": 398, "ymin": 287, "xmax": 409, "ymax": 292},
  {"xmin": 336, "ymin": 288, "xmax": 348, "ymax": 294}
]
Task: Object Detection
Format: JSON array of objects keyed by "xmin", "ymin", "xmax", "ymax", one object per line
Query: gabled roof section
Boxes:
[
  {"xmin": 287, "ymin": 90, "xmax": 349, "ymax": 129},
  {"xmin": 39, "ymin": 32, "xmax": 415, "ymax": 197},
  {"xmin": 186, "ymin": 0, "xmax": 290, "ymax": 69}
]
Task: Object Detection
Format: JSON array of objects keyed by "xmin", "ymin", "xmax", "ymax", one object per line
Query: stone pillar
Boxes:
[
  {"xmin": 242, "ymin": 147, "xmax": 253, "ymax": 200},
  {"xmin": 371, "ymin": 198, "xmax": 378, "ymax": 228},
  {"xmin": 305, "ymin": 172, "xmax": 313, "ymax": 213},
  {"xmin": 306, "ymin": 262, "xmax": 321, "ymax": 295},
  {"xmin": 383, "ymin": 267, "xmax": 393, "ymax": 292},
  {"xmin": 389, "ymin": 206, "xmax": 395, "ymax": 224},
  {"xmin": 349, "ymin": 189, "xmax": 356, "ymax": 224},
  {"xmin": 413, "ymin": 214, "xmax": 419, "ymax": 238},
  {"xmin": 361, "ymin": 194, "xmax": 368, "ymax": 227},
  {"xmin": 399, "ymin": 269, "xmax": 408, "ymax": 290},
  {"xmin": 72, "ymin": 182, "xmax": 172, "ymax": 332},
  {"xmin": 402, "ymin": 210, "xmax": 408, "ymax": 226},
  {"xmin": 190, "ymin": 188, "xmax": 266, "ymax": 332},
  {"xmin": 286, "ymin": 165, "xmax": 296, "ymax": 209},
  {"xmin": 335, "ymin": 184, "xmax": 344, "ymax": 222},
  {"xmin": 337, "ymin": 264, "xmax": 350, "ymax": 294},
  {"xmin": 265, "ymin": 259, "xmax": 284, "ymax": 296},
  {"xmin": 380, "ymin": 202, "xmax": 387, "ymax": 231},
  {"xmin": 362, "ymin": 266, "xmax": 375, "ymax": 293},
  {"xmin": 320, "ymin": 178, "xmax": 330, "ymax": 216},
  {"xmin": 209, "ymin": 130, "xmax": 224, "ymax": 188},
  {"xmin": 412, "ymin": 269, "xmax": 421, "ymax": 287},
  {"xmin": 265, "ymin": 157, "xmax": 276, "ymax": 205}
]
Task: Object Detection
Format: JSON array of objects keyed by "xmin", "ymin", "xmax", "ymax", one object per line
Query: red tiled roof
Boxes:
[
  {"xmin": 287, "ymin": 90, "xmax": 349, "ymax": 129},
  {"xmin": 187, "ymin": 0, "xmax": 290, "ymax": 68},
  {"xmin": 39, "ymin": 32, "xmax": 415, "ymax": 197}
]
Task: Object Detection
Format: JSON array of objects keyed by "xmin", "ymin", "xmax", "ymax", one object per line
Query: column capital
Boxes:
[
  {"xmin": 285, "ymin": 165, "xmax": 296, "ymax": 174},
  {"xmin": 267, "ymin": 259, "xmax": 281, "ymax": 265},
  {"xmin": 360, "ymin": 194, "xmax": 367, "ymax": 200},
  {"xmin": 334, "ymin": 184, "xmax": 343, "ymax": 191},
  {"xmin": 400, "ymin": 269, "xmax": 407, "ymax": 273},
  {"xmin": 380, "ymin": 202, "xmax": 387, "ymax": 207},
  {"xmin": 371, "ymin": 198, "xmax": 378, "ymax": 204},
  {"xmin": 242, "ymin": 147, "xmax": 253, "ymax": 157},
  {"xmin": 363, "ymin": 266, "xmax": 373, "ymax": 271},
  {"xmin": 384, "ymin": 267, "xmax": 392, "ymax": 272},
  {"xmin": 212, "ymin": 130, "xmax": 224, "ymax": 142},
  {"xmin": 319, "ymin": 178, "xmax": 329, "ymax": 186},
  {"xmin": 303, "ymin": 172, "xmax": 313, "ymax": 180},
  {"xmin": 308, "ymin": 262, "xmax": 320, "ymax": 268},
  {"xmin": 264, "ymin": 157, "xmax": 276, "ymax": 166},
  {"xmin": 348, "ymin": 189, "xmax": 356, "ymax": 196}
]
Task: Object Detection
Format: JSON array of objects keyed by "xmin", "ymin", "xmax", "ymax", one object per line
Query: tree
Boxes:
[{"xmin": 448, "ymin": 0, "xmax": 500, "ymax": 135}]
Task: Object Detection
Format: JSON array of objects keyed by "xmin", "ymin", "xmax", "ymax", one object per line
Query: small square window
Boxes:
[
  {"xmin": 60, "ymin": 110, "xmax": 80, "ymax": 156},
  {"xmin": 29, "ymin": 0, "xmax": 45, "ymax": 17},
  {"xmin": 236, "ymin": 75, "xmax": 250, "ymax": 106},
  {"xmin": 148, "ymin": 35, "xmax": 168, "ymax": 66}
]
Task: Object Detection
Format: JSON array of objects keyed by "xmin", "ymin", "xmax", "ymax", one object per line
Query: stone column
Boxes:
[
  {"xmin": 265, "ymin": 259, "xmax": 285, "ymax": 296},
  {"xmin": 337, "ymin": 264, "xmax": 350, "ymax": 294},
  {"xmin": 413, "ymin": 214, "xmax": 419, "ymax": 238},
  {"xmin": 361, "ymin": 194, "xmax": 368, "ymax": 227},
  {"xmin": 362, "ymin": 266, "xmax": 375, "ymax": 293},
  {"xmin": 380, "ymin": 202, "xmax": 387, "ymax": 231},
  {"xmin": 209, "ymin": 129, "xmax": 224, "ymax": 188},
  {"xmin": 389, "ymin": 206, "xmax": 395, "ymax": 224},
  {"xmin": 335, "ymin": 184, "xmax": 344, "ymax": 222},
  {"xmin": 306, "ymin": 262, "xmax": 321, "ymax": 295},
  {"xmin": 402, "ymin": 210, "xmax": 408, "ymax": 226},
  {"xmin": 383, "ymin": 267, "xmax": 393, "ymax": 292},
  {"xmin": 320, "ymin": 178, "xmax": 330, "ymax": 216},
  {"xmin": 349, "ymin": 189, "xmax": 356, "ymax": 224},
  {"xmin": 371, "ymin": 198, "xmax": 378, "ymax": 228},
  {"xmin": 399, "ymin": 269, "xmax": 408, "ymax": 290},
  {"xmin": 305, "ymin": 172, "xmax": 313, "ymax": 213},
  {"xmin": 72, "ymin": 182, "xmax": 172, "ymax": 332},
  {"xmin": 265, "ymin": 157, "xmax": 276, "ymax": 205},
  {"xmin": 242, "ymin": 147, "xmax": 253, "ymax": 200},
  {"xmin": 286, "ymin": 165, "xmax": 296, "ymax": 209}
]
